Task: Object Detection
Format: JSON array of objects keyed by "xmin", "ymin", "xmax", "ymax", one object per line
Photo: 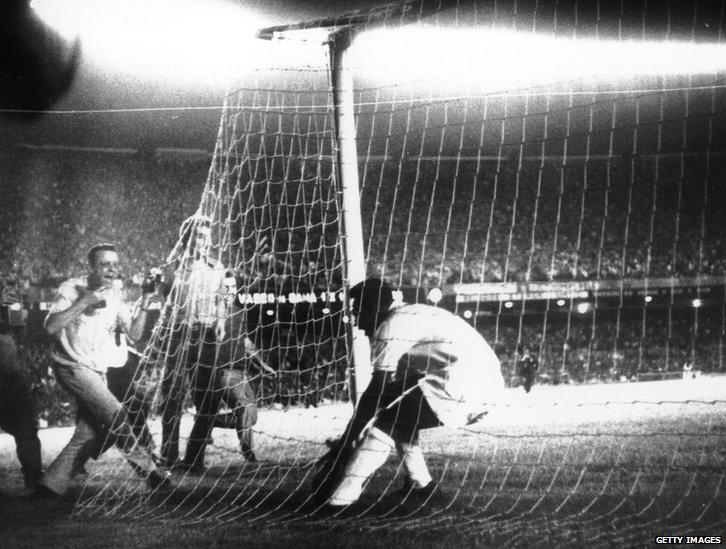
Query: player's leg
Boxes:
[
  {"xmin": 0, "ymin": 335, "xmax": 43, "ymax": 488},
  {"xmin": 38, "ymin": 365, "xmax": 103, "ymax": 495},
  {"xmin": 12, "ymin": 402, "xmax": 42, "ymax": 489},
  {"xmin": 181, "ymin": 329, "xmax": 224, "ymax": 472},
  {"xmin": 180, "ymin": 364, "xmax": 224, "ymax": 472},
  {"xmin": 0, "ymin": 394, "xmax": 42, "ymax": 489},
  {"xmin": 107, "ymin": 355, "xmax": 155, "ymax": 451},
  {"xmin": 324, "ymin": 426, "xmax": 394, "ymax": 507},
  {"xmin": 75, "ymin": 366, "xmax": 169, "ymax": 486},
  {"xmin": 84, "ymin": 364, "xmax": 127, "ymax": 465},
  {"xmin": 70, "ymin": 358, "xmax": 155, "ymax": 476},
  {"xmin": 124, "ymin": 381, "xmax": 155, "ymax": 451},
  {"xmin": 0, "ymin": 369, "xmax": 42, "ymax": 489},
  {"xmin": 375, "ymin": 387, "xmax": 441, "ymax": 501},
  {"xmin": 160, "ymin": 367, "xmax": 183, "ymax": 466},
  {"xmin": 317, "ymin": 376, "xmax": 413, "ymax": 508},
  {"xmin": 160, "ymin": 332, "xmax": 187, "ymax": 466},
  {"xmin": 12, "ymin": 428, "xmax": 43, "ymax": 489},
  {"xmin": 40, "ymin": 363, "xmax": 167, "ymax": 495},
  {"xmin": 523, "ymin": 365, "xmax": 535, "ymax": 393},
  {"xmin": 38, "ymin": 410, "xmax": 97, "ymax": 496},
  {"xmin": 219, "ymin": 368, "xmax": 258, "ymax": 462}
]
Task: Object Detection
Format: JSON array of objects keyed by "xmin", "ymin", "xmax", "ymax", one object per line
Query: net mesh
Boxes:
[{"xmin": 75, "ymin": 1, "xmax": 726, "ymax": 544}]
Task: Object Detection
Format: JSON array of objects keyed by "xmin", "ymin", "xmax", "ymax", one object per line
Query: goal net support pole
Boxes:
[{"xmin": 329, "ymin": 28, "xmax": 372, "ymax": 405}]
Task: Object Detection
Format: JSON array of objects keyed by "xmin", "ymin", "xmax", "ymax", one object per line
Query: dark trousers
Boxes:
[
  {"xmin": 374, "ymin": 382, "xmax": 442, "ymax": 444},
  {"xmin": 86, "ymin": 352, "xmax": 156, "ymax": 461},
  {"xmin": 0, "ymin": 372, "xmax": 42, "ymax": 488},
  {"xmin": 160, "ymin": 326, "xmax": 217, "ymax": 465},
  {"xmin": 42, "ymin": 362, "xmax": 158, "ymax": 495},
  {"xmin": 160, "ymin": 326, "xmax": 260, "ymax": 466},
  {"xmin": 0, "ymin": 334, "xmax": 41, "ymax": 488},
  {"xmin": 342, "ymin": 370, "xmax": 442, "ymax": 451},
  {"xmin": 107, "ymin": 353, "xmax": 154, "ymax": 448},
  {"xmin": 187, "ymin": 367, "xmax": 258, "ymax": 464}
]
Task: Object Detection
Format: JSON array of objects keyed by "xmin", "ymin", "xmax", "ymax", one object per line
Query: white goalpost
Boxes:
[
  {"xmin": 75, "ymin": 1, "xmax": 726, "ymax": 544},
  {"xmin": 329, "ymin": 27, "xmax": 372, "ymax": 403}
]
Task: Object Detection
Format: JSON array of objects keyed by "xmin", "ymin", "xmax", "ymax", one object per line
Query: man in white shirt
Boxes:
[
  {"xmin": 313, "ymin": 278, "xmax": 504, "ymax": 510},
  {"xmin": 157, "ymin": 215, "xmax": 229, "ymax": 472},
  {"xmin": 33, "ymin": 243, "xmax": 171, "ymax": 497}
]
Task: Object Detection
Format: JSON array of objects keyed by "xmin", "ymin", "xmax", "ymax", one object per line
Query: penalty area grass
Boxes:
[{"xmin": 1, "ymin": 375, "xmax": 724, "ymax": 547}]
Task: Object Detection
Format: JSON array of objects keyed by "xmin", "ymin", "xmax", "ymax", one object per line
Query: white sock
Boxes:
[
  {"xmin": 327, "ymin": 427, "xmax": 394, "ymax": 506},
  {"xmin": 396, "ymin": 441, "xmax": 432, "ymax": 488}
]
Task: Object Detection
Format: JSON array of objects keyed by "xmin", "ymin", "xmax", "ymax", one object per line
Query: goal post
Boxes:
[{"xmin": 328, "ymin": 27, "xmax": 371, "ymax": 404}]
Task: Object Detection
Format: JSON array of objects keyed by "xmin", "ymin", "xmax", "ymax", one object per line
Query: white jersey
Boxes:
[
  {"xmin": 46, "ymin": 277, "xmax": 130, "ymax": 373},
  {"xmin": 370, "ymin": 303, "xmax": 504, "ymax": 427},
  {"xmin": 166, "ymin": 258, "xmax": 227, "ymax": 328}
]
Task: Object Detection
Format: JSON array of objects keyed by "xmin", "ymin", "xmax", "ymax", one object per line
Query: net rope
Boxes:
[{"xmin": 75, "ymin": 1, "xmax": 726, "ymax": 544}]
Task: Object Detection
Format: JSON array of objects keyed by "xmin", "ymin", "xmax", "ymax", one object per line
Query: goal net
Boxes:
[{"xmin": 77, "ymin": 1, "xmax": 726, "ymax": 544}]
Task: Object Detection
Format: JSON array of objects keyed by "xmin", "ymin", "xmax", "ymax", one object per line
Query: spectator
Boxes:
[
  {"xmin": 211, "ymin": 317, "xmax": 275, "ymax": 464},
  {"xmin": 0, "ymin": 281, "xmax": 42, "ymax": 490},
  {"xmin": 158, "ymin": 215, "xmax": 232, "ymax": 473},
  {"xmin": 33, "ymin": 243, "xmax": 171, "ymax": 498},
  {"xmin": 515, "ymin": 343, "xmax": 539, "ymax": 393}
]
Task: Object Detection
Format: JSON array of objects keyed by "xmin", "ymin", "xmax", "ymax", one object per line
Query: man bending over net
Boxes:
[{"xmin": 312, "ymin": 278, "xmax": 504, "ymax": 511}]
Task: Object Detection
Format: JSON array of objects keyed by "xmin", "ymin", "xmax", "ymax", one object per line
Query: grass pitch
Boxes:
[{"xmin": 1, "ymin": 376, "xmax": 724, "ymax": 548}]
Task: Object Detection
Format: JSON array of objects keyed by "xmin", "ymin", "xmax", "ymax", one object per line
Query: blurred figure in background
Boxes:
[
  {"xmin": 0, "ymin": 280, "xmax": 42, "ymax": 490},
  {"xmin": 516, "ymin": 343, "xmax": 539, "ymax": 393}
]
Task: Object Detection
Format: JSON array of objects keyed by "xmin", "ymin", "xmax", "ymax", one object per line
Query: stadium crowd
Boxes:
[
  {"xmin": 0, "ymin": 150, "xmax": 207, "ymax": 295},
  {"xmin": 362, "ymin": 157, "xmax": 726, "ymax": 287},
  {"xmin": 1, "ymin": 148, "xmax": 725, "ymax": 427}
]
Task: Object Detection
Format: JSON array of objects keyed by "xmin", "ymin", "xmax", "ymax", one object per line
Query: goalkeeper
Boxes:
[{"xmin": 313, "ymin": 278, "xmax": 504, "ymax": 509}]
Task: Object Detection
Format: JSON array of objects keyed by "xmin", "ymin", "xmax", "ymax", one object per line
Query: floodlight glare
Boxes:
[
  {"xmin": 28, "ymin": 0, "xmax": 79, "ymax": 42},
  {"xmin": 427, "ymin": 287, "xmax": 443, "ymax": 304},
  {"xmin": 463, "ymin": 310, "xmax": 473, "ymax": 319},
  {"xmin": 577, "ymin": 302, "xmax": 591, "ymax": 314},
  {"xmin": 692, "ymin": 298, "xmax": 703, "ymax": 308},
  {"xmin": 31, "ymin": 0, "xmax": 269, "ymax": 84},
  {"xmin": 350, "ymin": 27, "xmax": 726, "ymax": 88},
  {"xmin": 645, "ymin": 295, "xmax": 653, "ymax": 303},
  {"xmin": 504, "ymin": 301, "xmax": 514, "ymax": 309},
  {"xmin": 556, "ymin": 299, "xmax": 566, "ymax": 307}
]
